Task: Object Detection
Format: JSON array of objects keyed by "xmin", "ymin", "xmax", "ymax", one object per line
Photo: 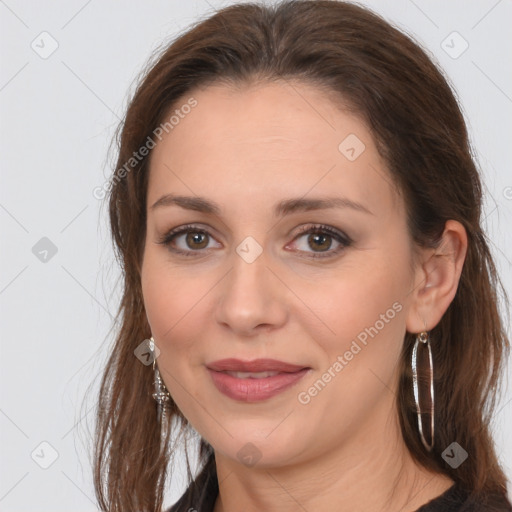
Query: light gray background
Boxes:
[{"xmin": 0, "ymin": 1, "xmax": 511, "ymax": 510}]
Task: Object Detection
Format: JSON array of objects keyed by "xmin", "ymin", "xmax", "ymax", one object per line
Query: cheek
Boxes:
[
  {"xmin": 295, "ymin": 254, "xmax": 409, "ymax": 368},
  {"xmin": 140, "ymin": 252, "xmax": 217, "ymax": 397},
  {"xmin": 141, "ymin": 251, "xmax": 212, "ymax": 342},
  {"xmin": 291, "ymin": 262, "xmax": 408, "ymax": 438}
]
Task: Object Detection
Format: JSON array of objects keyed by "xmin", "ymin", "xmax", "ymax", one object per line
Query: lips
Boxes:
[
  {"xmin": 207, "ymin": 369, "xmax": 310, "ymax": 402},
  {"xmin": 206, "ymin": 358, "xmax": 308, "ymax": 373},
  {"xmin": 206, "ymin": 358, "xmax": 311, "ymax": 402}
]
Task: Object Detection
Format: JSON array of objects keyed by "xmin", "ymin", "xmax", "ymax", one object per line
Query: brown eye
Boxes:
[
  {"xmin": 286, "ymin": 224, "xmax": 353, "ymax": 259},
  {"xmin": 186, "ymin": 231, "xmax": 209, "ymax": 249},
  {"xmin": 307, "ymin": 233, "xmax": 332, "ymax": 252},
  {"xmin": 157, "ymin": 225, "xmax": 222, "ymax": 255}
]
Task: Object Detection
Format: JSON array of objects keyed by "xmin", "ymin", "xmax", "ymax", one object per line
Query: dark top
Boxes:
[{"xmin": 167, "ymin": 457, "xmax": 512, "ymax": 512}]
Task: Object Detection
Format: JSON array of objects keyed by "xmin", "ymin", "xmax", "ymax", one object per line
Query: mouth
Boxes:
[
  {"xmin": 206, "ymin": 359, "xmax": 311, "ymax": 402},
  {"xmin": 222, "ymin": 370, "xmax": 286, "ymax": 379}
]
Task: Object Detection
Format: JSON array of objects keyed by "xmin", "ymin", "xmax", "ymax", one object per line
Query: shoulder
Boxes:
[
  {"xmin": 463, "ymin": 491, "xmax": 512, "ymax": 512},
  {"xmin": 416, "ymin": 483, "xmax": 512, "ymax": 512},
  {"xmin": 166, "ymin": 456, "xmax": 218, "ymax": 512}
]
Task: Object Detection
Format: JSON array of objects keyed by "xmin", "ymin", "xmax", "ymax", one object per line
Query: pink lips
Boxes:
[{"xmin": 206, "ymin": 358, "xmax": 311, "ymax": 402}]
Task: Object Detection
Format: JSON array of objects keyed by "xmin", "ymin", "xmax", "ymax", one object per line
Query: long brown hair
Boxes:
[{"xmin": 94, "ymin": 1, "xmax": 511, "ymax": 510}]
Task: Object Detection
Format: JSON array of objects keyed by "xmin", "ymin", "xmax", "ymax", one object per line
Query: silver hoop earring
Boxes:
[
  {"xmin": 149, "ymin": 337, "xmax": 171, "ymax": 428},
  {"xmin": 411, "ymin": 331, "xmax": 434, "ymax": 452}
]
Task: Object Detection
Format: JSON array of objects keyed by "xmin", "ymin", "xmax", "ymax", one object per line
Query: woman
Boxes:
[{"xmin": 94, "ymin": 1, "xmax": 512, "ymax": 511}]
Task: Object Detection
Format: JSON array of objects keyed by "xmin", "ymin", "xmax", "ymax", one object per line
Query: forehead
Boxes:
[
  {"xmin": 153, "ymin": 80, "xmax": 359, "ymax": 158},
  {"xmin": 147, "ymin": 80, "xmax": 400, "ymax": 217}
]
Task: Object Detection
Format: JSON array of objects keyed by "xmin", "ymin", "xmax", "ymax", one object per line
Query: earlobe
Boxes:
[{"xmin": 405, "ymin": 220, "xmax": 468, "ymax": 333}]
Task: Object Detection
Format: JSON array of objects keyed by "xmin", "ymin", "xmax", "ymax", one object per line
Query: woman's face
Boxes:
[{"xmin": 141, "ymin": 81, "xmax": 421, "ymax": 468}]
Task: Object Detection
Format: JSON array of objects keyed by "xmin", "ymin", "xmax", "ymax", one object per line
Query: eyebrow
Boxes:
[{"xmin": 150, "ymin": 193, "xmax": 373, "ymax": 216}]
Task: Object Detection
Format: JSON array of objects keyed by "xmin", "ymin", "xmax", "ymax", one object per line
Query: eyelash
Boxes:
[{"xmin": 156, "ymin": 223, "xmax": 353, "ymax": 259}]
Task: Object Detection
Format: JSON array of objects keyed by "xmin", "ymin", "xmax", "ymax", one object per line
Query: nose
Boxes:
[{"xmin": 214, "ymin": 251, "xmax": 289, "ymax": 337}]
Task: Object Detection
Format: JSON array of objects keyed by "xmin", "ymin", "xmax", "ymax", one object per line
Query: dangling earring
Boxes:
[
  {"xmin": 411, "ymin": 331, "xmax": 435, "ymax": 451},
  {"xmin": 149, "ymin": 337, "xmax": 171, "ymax": 432}
]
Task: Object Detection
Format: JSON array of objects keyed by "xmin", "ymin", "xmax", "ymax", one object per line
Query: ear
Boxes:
[{"xmin": 405, "ymin": 220, "xmax": 468, "ymax": 333}]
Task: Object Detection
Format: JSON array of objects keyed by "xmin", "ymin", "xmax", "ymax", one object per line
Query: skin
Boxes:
[{"xmin": 141, "ymin": 80, "xmax": 467, "ymax": 512}]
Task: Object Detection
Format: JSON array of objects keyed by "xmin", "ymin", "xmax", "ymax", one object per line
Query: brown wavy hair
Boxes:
[{"xmin": 94, "ymin": 1, "xmax": 511, "ymax": 510}]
